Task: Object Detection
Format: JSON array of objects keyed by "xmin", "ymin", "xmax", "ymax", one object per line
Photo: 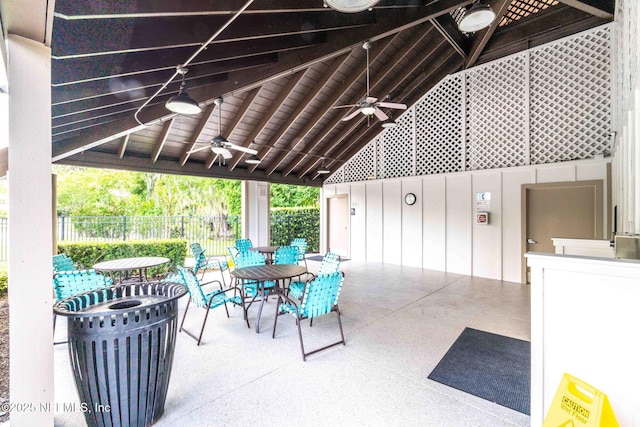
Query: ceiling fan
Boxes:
[
  {"xmin": 187, "ymin": 97, "xmax": 258, "ymax": 161},
  {"xmin": 335, "ymin": 41, "xmax": 407, "ymax": 122}
]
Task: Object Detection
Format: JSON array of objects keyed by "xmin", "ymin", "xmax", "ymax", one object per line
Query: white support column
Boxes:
[
  {"xmin": 242, "ymin": 180, "xmax": 270, "ymax": 246},
  {"xmin": 7, "ymin": 34, "xmax": 54, "ymax": 425}
]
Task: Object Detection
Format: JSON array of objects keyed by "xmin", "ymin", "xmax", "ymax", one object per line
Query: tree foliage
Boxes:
[{"xmin": 54, "ymin": 166, "xmax": 319, "ymax": 217}]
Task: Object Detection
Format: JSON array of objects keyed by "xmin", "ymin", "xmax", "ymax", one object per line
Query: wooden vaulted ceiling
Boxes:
[{"xmin": 2, "ymin": 0, "xmax": 614, "ymax": 186}]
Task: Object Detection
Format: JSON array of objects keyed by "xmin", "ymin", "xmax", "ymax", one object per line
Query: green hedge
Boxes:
[
  {"xmin": 270, "ymin": 207, "xmax": 319, "ymax": 252},
  {"xmin": 57, "ymin": 239, "xmax": 188, "ymax": 278},
  {"xmin": 0, "ymin": 264, "xmax": 7, "ymax": 295}
]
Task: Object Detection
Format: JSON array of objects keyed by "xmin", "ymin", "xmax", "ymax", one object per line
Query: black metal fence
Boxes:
[{"xmin": 0, "ymin": 212, "xmax": 320, "ymax": 262}]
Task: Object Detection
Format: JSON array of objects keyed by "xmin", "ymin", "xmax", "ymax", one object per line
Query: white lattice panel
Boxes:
[
  {"xmin": 530, "ymin": 27, "xmax": 611, "ymax": 163},
  {"xmin": 379, "ymin": 109, "xmax": 414, "ymax": 179},
  {"xmin": 415, "ymin": 75, "xmax": 464, "ymax": 175},
  {"xmin": 465, "ymin": 54, "xmax": 528, "ymax": 170},
  {"xmin": 324, "ymin": 166, "xmax": 344, "ymax": 184},
  {"xmin": 344, "ymin": 140, "xmax": 376, "ymax": 182}
]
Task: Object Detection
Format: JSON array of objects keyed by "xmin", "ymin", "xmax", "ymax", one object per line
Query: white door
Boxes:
[{"xmin": 327, "ymin": 195, "xmax": 349, "ymax": 257}]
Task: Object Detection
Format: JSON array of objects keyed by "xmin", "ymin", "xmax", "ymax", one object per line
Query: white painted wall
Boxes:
[
  {"xmin": 324, "ymin": 158, "xmax": 610, "ymax": 283},
  {"xmin": 242, "ymin": 180, "xmax": 270, "ymax": 246}
]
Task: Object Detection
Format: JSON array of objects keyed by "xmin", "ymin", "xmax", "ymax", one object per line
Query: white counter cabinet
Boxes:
[{"xmin": 526, "ymin": 253, "xmax": 640, "ymax": 426}]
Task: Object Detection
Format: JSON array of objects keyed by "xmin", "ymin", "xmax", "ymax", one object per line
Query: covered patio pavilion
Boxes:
[{"xmin": 1, "ymin": 0, "xmax": 639, "ymax": 426}]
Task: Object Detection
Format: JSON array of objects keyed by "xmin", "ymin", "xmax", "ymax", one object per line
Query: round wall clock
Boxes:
[{"xmin": 404, "ymin": 192, "xmax": 416, "ymax": 205}]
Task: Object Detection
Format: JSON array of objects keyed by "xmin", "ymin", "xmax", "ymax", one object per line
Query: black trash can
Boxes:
[{"xmin": 54, "ymin": 281, "xmax": 187, "ymax": 427}]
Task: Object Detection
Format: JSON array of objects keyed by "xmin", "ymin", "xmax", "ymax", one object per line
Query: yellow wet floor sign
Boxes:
[{"xmin": 543, "ymin": 373, "xmax": 619, "ymax": 427}]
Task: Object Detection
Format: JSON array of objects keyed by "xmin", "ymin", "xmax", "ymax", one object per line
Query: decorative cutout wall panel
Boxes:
[
  {"xmin": 466, "ymin": 54, "xmax": 528, "ymax": 170},
  {"xmin": 379, "ymin": 110, "xmax": 414, "ymax": 179},
  {"xmin": 344, "ymin": 140, "xmax": 376, "ymax": 182},
  {"xmin": 530, "ymin": 27, "xmax": 611, "ymax": 164},
  {"xmin": 415, "ymin": 75, "xmax": 464, "ymax": 175},
  {"xmin": 329, "ymin": 25, "xmax": 613, "ymax": 185}
]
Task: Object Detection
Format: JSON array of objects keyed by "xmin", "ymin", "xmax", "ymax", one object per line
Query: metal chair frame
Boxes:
[
  {"xmin": 273, "ymin": 271, "xmax": 345, "ymax": 361},
  {"xmin": 288, "ymin": 252, "xmax": 341, "ymax": 300}
]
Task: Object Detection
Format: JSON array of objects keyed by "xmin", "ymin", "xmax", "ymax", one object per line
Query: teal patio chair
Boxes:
[
  {"xmin": 190, "ymin": 242, "xmax": 230, "ymax": 285},
  {"xmin": 273, "ymin": 245, "xmax": 300, "ymax": 266},
  {"xmin": 176, "ymin": 266, "xmax": 245, "ymax": 345},
  {"xmin": 53, "ymin": 253, "xmax": 77, "ymax": 273},
  {"xmin": 288, "ymin": 251, "xmax": 341, "ymax": 300},
  {"xmin": 235, "ymin": 238, "xmax": 253, "ymax": 253},
  {"xmin": 272, "ymin": 271, "xmax": 346, "ymax": 361},
  {"xmin": 53, "ymin": 269, "xmax": 113, "ymax": 344},
  {"xmin": 290, "ymin": 238, "xmax": 308, "ymax": 268}
]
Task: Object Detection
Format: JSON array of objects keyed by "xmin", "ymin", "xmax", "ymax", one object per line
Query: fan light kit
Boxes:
[
  {"xmin": 186, "ymin": 96, "xmax": 259, "ymax": 163},
  {"xmin": 334, "ymin": 41, "xmax": 407, "ymax": 123},
  {"xmin": 324, "ymin": 0, "xmax": 380, "ymax": 13},
  {"xmin": 165, "ymin": 67, "xmax": 202, "ymax": 115},
  {"xmin": 381, "ymin": 117, "xmax": 397, "ymax": 129},
  {"xmin": 458, "ymin": 1, "xmax": 496, "ymax": 33}
]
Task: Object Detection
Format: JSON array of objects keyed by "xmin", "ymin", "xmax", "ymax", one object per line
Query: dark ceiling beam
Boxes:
[
  {"xmin": 56, "ymin": 150, "xmax": 323, "ymax": 187},
  {"xmin": 296, "ymin": 38, "xmax": 454, "ymax": 179},
  {"xmin": 464, "ymin": 0, "xmax": 512, "ymax": 69},
  {"xmin": 206, "ymin": 88, "xmax": 261, "ymax": 169},
  {"xmin": 179, "ymin": 104, "xmax": 217, "ymax": 166},
  {"xmin": 51, "ymin": 0, "xmax": 471, "ymax": 162},
  {"xmin": 282, "ymin": 27, "xmax": 435, "ymax": 177},
  {"xmin": 151, "ymin": 118, "xmax": 175, "ymax": 163},
  {"xmin": 430, "ymin": 14, "xmax": 468, "ymax": 59},
  {"xmin": 54, "ymin": 0, "xmax": 421, "ymax": 18},
  {"xmin": 326, "ymin": 56, "xmax": 465, "ymax": 177},
  {"xmin": 51, "ymin": 12, "xmax": 374, "ymax": 57},
  {"xmin": 51, "ymin": 34, "xmax": 327, "ymax": 84},
  {"xmin": 268, "ymin": 36, "xmax": 396, "ymax": 176},
  {"xmin": 477, "ymin": 5, "xmax": 610, "ymax": 65},
  {"xmin": 227, "ymin": 71, "xmax": 306, "ymax": 171},
  {"xmin": 249, "ymin": 55, "xmax": 348, "ymax": 173},
  {"xmin": 557, "ymin": 0, "xmax": 614, "ymax": 19}
]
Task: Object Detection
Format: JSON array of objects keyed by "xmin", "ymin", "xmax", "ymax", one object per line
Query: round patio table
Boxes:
[
  {"xmin": 93, "ymin": 256, "xmax": 170, "ymax": 283},
  {"xmin": 249, "ymin": 245, "xmax": 280, "ymax": 263},
  {"xmin": 231, "ymin": 264, "xmax": 306, "ymax": 333}
]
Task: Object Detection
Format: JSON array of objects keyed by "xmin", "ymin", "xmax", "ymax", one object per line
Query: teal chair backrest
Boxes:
[
  {"xmin": 235, "ymin": 250, "xmax": 265, "ymax": 268},
  {"xmin": 299, "ymin": 271, "xmax": 344, "ymax": 319},
  {"xmin": 177, "ymin": 266, "xmax": 208, "ymax": 309},
  {"xmin": 318, "ymin": 252, "xmax": 341, "ymax": 275},
  {"xmin": 236, "ymin": 239, "xmax": 253, "ymax": 253},
  {"xmin": 53, "ymin": 254, "xmax": 76, "ymax": 273},
  {"xmin": 274, "ymin": 246, "xmax": 299, "ymax": 265},
  {"xmin": 290, "ymin": 238, "xmax": 307, "ymax": 260},
  {"xmin": 190, "ymin": 243, "xmax": 207, "ymax": 273},
  {"xmin": 227, "ymin": 246, "xmax": 239, "ymax": 264},
  {"xmin": 53, "ymin": 269, "xmax": 113, "ymax": 301}
]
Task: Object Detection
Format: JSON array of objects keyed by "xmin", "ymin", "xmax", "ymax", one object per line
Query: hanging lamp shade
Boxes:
[
  {"xmin": 458, "ymin": 2, "xmax": 496, "ymax": 33},
  {"xmin": 245, "ymin": 156, "xmax": 261, "ymax": 165},
  {"xmin": 381, "ymin": 118, "xmax": 397, "ymax": 129},
  {"xmin": 165, "ymin": 92, "xmax": 202, "ymax": 115},
  {"xmin": 324, "ymin": 0, "xmax": 380, "ymax": 13}
]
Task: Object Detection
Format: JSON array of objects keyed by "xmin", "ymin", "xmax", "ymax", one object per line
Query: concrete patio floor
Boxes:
[{"xmin": 53, "ymin": 259, "xmax": 531, "ymax": 427}]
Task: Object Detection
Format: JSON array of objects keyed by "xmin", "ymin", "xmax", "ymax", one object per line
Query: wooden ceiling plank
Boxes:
[
  {"xmin": 206, "ymin": 88, "xmax": 261, "ymax": 168},
  {"xmin": 118, "ymin": 134, "xmax": 130, "ymax": 159},
  {"xmin": 556, "ymin": 0, "xmax": 614, "ymax": 19},
  {"xmin": 430, "ymin": 15, "xmax": 468, "ymax": 59},
  {"xmin": 179, "ymin": 104, "xmax": 217, "ymax": 166},
  {"xmin": 292, "ymin": 30, "xmax": 446, "ymax": 178},
  {"xmin": 465, "ymin": 0, "xmax": 512, "ymax": 69},
  {"xmin": 281, "ymin": 27, "xmax": 434, "ymax": 177},
  {"xmin": 250, "ymin": 55, "xmax": 348, "ymax": 173},
  {"xmin": 226, "ymin": 71, "xmax": 306, "ymax": 171},
  {"xmin": 297, "ymin": 39, "xmax": 454, "ymax": 179},
  {"xmin": 151, "ymin": 118, "xmax": 175, "ymax": 163}
]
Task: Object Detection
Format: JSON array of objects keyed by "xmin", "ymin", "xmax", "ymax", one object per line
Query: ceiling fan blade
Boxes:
[
  {"xmin": 365, "ymin": 97, "xmax": 378, "ymax": 104},
  {"xmin": 377, "ymin": 101, "xmax": 407, "ymax": 110},
  {"xmin": 227, "ymin": 142, "xmax": 258, "ymax": 155},
  {"xmin": 342, "ymin": 109, "xmax": 362, "ymax": 121},
  {"xmin": 187, "ymin": 145, "xmax": 212, "ymax": 154},
  {"xmin": 373, "ymin": 107, "xmax": 388, "ymax": 121}
]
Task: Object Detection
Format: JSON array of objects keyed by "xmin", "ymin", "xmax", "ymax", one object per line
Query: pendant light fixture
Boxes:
[
  {"xmin": 165, "ymin": 67, "xmax": 202, "ymax": 115},
  {"xmin": 244, "ymin": 141, "xmax": 261, "ymax": 164},
  {"xmin": 324, "ymin": 0, "xmax": 380, "ymax": 13},
  {"xmin": 317, "ymin": 158, "xmax": 331, "ymax": 175},
  {"xmin": 458, "ymin": 1, "xmax": 496, "ymax": 33}
]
